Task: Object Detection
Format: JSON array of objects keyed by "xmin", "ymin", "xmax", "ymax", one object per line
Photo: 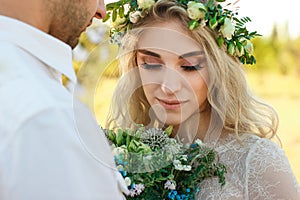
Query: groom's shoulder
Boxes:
[
  {"xmin": 0, "ymin": 41, "xmax": 25, "ymax": 65},
  {"xmin": 0, "ymin": 42, "xmax": 74, "ymax": 128}
]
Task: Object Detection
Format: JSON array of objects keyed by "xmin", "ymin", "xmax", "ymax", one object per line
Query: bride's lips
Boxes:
[{"xmin": 157, "ymin": 98, "xmax": 187, "ymax": 110}]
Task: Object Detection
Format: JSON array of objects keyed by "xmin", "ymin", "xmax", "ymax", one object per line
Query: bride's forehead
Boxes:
[{"xmin": 137, "ymin": 26, "xmax": 202, "ymax": 55}]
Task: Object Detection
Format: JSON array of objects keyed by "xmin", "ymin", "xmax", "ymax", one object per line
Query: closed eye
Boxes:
[
  {"xmin": 181, "ymin": 64, "xmax": 203, "ymax": 71},
  {"xmin": 140, "ymin": 63, "xmax": 162, "ymax": 70}
]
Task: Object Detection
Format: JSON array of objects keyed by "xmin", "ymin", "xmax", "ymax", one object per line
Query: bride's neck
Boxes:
[{"xmin": 169, "ymin": 107, "xmax": 212, "ymax": 143}]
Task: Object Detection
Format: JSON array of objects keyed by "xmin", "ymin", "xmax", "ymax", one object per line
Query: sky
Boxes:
[
  {"xmin": 104, "ymin": 0, "xmax": 300, "ymax": 39},
  {"xmin": 234, "ymin": 0, "xmax": 300, "ymax": 38}
]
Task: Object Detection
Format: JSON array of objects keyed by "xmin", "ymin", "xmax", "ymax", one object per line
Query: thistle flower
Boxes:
[{"xmin": 140, "ymin": 128, "xmax": 169, "ymax": 151}]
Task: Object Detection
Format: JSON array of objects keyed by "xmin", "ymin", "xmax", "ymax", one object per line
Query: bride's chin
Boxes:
[{"xmin": 162, "ymin": 119, "xmax": 181, "ymax": 128}]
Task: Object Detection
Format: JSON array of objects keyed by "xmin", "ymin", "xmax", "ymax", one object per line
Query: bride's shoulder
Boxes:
[
  {"xmin": 217, "ymin": 133, "xmax": 283, "ymax": 158},
  {"xmin": 221, "ymin": 133, "xmax": 280, "ymax": 148},
  {"xmin": 241, "ymin": 134, "xmax": 283, "ymax": 155}
]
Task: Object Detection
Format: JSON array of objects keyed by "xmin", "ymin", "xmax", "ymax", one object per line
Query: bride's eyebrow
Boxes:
[
  {"xmin": 137, "ymin": 50, "xmax": 204, "ymax": 59},
  {"xmin": 178, "ymin": 51, "xmax": 204, "ymax": 59},
  {"xmin": 137, "ymin": 49, "xmax": 161, "ymax": 58}
]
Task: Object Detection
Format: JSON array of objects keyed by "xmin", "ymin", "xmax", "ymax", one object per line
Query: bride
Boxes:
[{"xmin": 105, "ymin": 0, "xmax": 300, "ymax": 199}]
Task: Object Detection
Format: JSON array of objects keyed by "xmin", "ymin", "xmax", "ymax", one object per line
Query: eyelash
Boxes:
[
  {"xmin": 140, "ymin": 63, "xmax": 203, "ymax": 71},
  {"xmin": 140, "ymin": 63, "xmax": 162, "ymax": 70},
  {"xmin": 181, "ymin": 64, "xmax": 203, "ymax": 71}
]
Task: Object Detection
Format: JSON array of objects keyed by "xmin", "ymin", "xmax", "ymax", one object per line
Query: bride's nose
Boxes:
[{"xmin": 161, "ymin": 68, "xmax": 181, "ymax": 94}]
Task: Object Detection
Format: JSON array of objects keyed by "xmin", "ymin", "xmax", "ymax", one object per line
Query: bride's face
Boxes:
[{"xmin": 136, "ymin": 22, "xmax": 210, "ymax": 126}]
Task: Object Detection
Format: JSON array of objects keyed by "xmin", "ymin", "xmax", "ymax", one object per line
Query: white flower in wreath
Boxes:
[
  {"xmin": 187, "ymin": 1, "xmax": 207, "ymax": 21},
  {"xmin": 137, "ymin": 0, "xmax": 155, "ymax": 9},
  {"xmin": 129, "ymin": 11, "xmax": 142, "ymax": 23},
  {"xmin": 220, "ymin": 18, "xmax": 235, "ymax": 40}
]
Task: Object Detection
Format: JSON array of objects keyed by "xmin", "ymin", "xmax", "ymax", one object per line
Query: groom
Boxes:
[{"xmin": 0, "ymin": 0, "xmax": 127, "ymax": 199}]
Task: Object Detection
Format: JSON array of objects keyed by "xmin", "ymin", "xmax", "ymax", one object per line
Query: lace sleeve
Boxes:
[{"xmin": 247, "ymin": 139, "xmax": 300, "ymax": 200}]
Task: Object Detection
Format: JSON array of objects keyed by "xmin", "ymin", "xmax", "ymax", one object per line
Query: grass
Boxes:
[{"xmin": 92, "ymin": 72, "xmax": 300, "ymax": 183}]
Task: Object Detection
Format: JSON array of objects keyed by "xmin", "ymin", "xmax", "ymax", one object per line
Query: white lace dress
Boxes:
[{"xmin": 197, "ymin": 134, "xmax": 300, "ymax": 200}]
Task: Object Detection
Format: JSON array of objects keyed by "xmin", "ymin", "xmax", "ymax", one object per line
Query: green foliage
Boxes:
[
  {"xmin": 103, "ymin": 0, "xmax": 260, "ymax": 65},
  {"xmin": 250, "ymin": 28, "xmax": 300, "ymax": 75},
  {"xmin": 104, "ymin": 125, "xmax": 227, "ymax": 199}
]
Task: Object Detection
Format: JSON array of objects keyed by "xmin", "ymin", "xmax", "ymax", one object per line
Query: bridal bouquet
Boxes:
[{"xmin": 105, "ymin": 125, "xmax": 226, "ymax": 200}]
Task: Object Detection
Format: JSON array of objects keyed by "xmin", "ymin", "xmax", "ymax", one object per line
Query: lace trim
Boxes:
[{"xmin": 196, "ymin": 134, "xmax": 300, "ymax": 200}]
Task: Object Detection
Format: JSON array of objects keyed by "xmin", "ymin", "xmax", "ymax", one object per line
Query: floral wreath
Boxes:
[{"xmin": 103, "ymin": 0, "xmax": 260, "ymax": 65}]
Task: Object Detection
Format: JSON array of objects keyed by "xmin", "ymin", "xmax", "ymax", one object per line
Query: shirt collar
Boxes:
[{"xmin": 0, "ymin": 15, "xmax": 77, "ymax": 83}]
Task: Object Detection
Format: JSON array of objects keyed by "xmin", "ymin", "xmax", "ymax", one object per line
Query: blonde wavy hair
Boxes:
[{"xmin": 105, "ymin": 0, "xmax": 278, "ymax": 140}]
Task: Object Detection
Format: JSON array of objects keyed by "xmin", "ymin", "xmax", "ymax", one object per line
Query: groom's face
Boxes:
[{"xmin": 48, "ymin": 0, "xmax": 106, "ymax": 48}]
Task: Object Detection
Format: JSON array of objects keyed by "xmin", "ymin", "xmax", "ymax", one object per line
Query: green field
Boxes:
[
  {"xmin": 92, "ymin": 72, "xmax": 300, "ymax": 183},
  {"xmin": 247, "ymin": 72, "xmax": 300, "ymax": 183}
]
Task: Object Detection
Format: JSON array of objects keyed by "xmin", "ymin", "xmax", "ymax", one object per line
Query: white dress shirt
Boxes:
[{"xmin": 0, "ymin": 15, "xmax": 127, "ymax": 200}]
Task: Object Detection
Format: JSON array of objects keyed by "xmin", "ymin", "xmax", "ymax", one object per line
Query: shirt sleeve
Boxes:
[
  {"xmin": 247, "ymin": 138, "xmax": 300, "ymax": 200},
  {"xmin": 0, "ymin": 103, "xmax": 127, "ymax": 200}
]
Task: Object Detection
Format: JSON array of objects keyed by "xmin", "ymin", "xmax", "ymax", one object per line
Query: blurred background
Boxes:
[{"xmin": 70, "ymin": 0, "xmax": 300, "ymax": 183}]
